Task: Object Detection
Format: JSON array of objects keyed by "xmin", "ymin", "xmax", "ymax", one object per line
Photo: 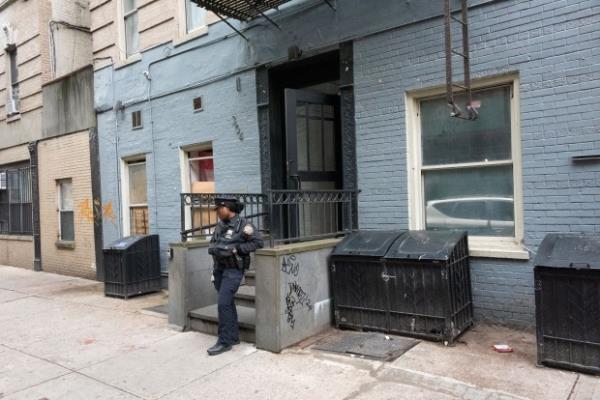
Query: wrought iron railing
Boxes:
[
  {"xmin": 180, "ymin": 193, "xmax": 268, "ymax": 242},
  {"xmin": 267, "ymin": 189, "xmax": 356, "ymax": 247},
  {"xmin": 180, "ymin": 190, "xmax": 358, "ymax": 246}
]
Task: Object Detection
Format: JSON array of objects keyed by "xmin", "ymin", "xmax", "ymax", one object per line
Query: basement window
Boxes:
[{"xmin": 132, "ymin": 110, "xmax": 142, "ymax": 129}]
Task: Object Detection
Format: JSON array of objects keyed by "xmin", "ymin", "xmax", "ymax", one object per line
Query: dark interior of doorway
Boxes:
[{"xmin": 268, "ymin": 50, "xmax": 341, "ymax": 190}]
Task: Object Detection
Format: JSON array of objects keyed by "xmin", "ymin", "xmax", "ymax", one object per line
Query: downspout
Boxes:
[{"xmin": 28, "ymin": 141, "xmax": 42, "ymax": 271}]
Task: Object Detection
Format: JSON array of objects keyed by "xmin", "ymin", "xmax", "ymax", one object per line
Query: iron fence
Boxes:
[
  {"xmin": 180, "ymin": 190, "xmax": 358, "ymax": 246},
  {"xmin": 180, "ymin": 193, "xmax": 268, "ymax": 242},
  {"xmin": 267, "ymin": 189, "xmax": 357, "ymax": 247}
]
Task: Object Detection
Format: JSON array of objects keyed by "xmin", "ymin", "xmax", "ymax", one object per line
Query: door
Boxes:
[{"xmin": 284, "ymin": 89, "xmax": 340, "ymax": 239}]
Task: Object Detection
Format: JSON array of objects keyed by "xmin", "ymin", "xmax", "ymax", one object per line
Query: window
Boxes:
[
  {"xmin": 185, "ymin": 0, "xmax": 206, "ymax": 33},
  {"xmin": 188, "ymin": 148, "xmax": 214, "ymax": 192},
  {"xmin": 57, "ymin": 179, "xmax": 74, "ymax": 241},
  {"xmin": 408, "ymin": 78, "xmax": 524, "ymax": 257},
  {"xmin": 193, "ymin": 96, "xmax": 203, "ymax": 112},
  {"xmin": 6, "ymin": 46, "xmax": 19, "ymax": 116},
  {"xmin": 182, "ymin": 146, "xmax": 214, "ymax": 233},
  {"xmin": 132, "ymin": 110, "xmax": 142, "ymax": 129},
  {"xmin": 127, "ymin": 160, "xmax": 148, "ymax": 235},
  {"xmin": 0, "ymin": 164, "xmax": 32, "ymax": 235},
  {"xmin": 123, "ymin": 0, "xmax": 139, "ymax": 57}
]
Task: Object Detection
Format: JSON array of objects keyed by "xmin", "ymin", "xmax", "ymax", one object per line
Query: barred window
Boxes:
[{"xmin": 0, "ymin": 164, "xmax": 32, "ymax": 235}]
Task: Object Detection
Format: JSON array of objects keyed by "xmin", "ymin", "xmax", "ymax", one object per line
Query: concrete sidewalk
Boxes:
[{"xmin": 0, "ymin": 265, "xmax": 598, "ymax": 400}]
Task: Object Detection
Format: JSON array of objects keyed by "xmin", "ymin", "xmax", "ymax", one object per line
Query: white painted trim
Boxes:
[
  {"xmin": 116, "ymin": 0, "xmax": 127, "ymax": 61},
  {"xmin": 116, "ymin": 0, "xmax": 140, "ymax": 61},
  {"xmin": 120, "ymin": 158, "xmax": 131, "ymax": 236},
  {"xmin": 176, "ymin": 0, "xmax": 208, "ymax": 43},
  {"xmin": 179, "ymin": 147, "xmax": 192, "ymax": 231},
  {"xmin": 406, "ymin": 74, "xmax": 526, "ymax": 259}
]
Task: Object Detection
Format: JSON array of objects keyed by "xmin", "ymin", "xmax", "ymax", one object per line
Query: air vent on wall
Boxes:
[{"xmin": 132, "ymin": 110, "xmax": 142, "ymax": 129}]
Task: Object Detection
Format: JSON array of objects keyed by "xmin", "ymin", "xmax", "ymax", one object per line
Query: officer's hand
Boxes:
[{"xmin": 208, "ymin": 246, "xmax": 216, "ymax": 256}]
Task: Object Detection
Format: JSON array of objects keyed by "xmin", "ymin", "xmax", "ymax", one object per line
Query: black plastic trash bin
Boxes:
[
  {"xmin": 103, "ymin": 235, "xmax": 161, "ymax": 299},
  {"xmin": 383, "ymin": 230, "xmax": 472, "ymax": 344},
  {"xmin": 330, "ymin": 231, "xmax": 407, "ymax": 332},
  {"xmin": 534, "ymin": 233, "xmax": 600, "ymax": 375}
]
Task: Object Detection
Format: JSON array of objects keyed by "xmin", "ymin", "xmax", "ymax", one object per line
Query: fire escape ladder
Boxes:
[{"xmin": 444, "ymin": 0, "xmax": 478, "ymax": 120}]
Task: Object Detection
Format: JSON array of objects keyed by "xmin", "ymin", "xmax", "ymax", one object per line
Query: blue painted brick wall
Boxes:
[
  {"xmin": 354, "ymin": 0, "xmax": 600, "ymax": 327},
  {"xmin": 96, "ymin": 0, "xmax": 599, "ymax": 327},
  {"xmin": 97, "ymin": 66, "xmax": 261, "ymax": 270}
]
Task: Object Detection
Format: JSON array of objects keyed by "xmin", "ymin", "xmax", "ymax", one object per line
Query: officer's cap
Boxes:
[{"xmin": 213, "ymin": 195, "xmax": 244, "ymax": 212}]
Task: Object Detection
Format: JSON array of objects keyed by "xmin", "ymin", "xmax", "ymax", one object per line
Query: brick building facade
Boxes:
[
  {"xmin": 0, "ymin": 0, "xmax": 98, "ymax": 279},
  {"xmin": 91, "ymin": 0, "xmax": 599, "ymax": 328}
]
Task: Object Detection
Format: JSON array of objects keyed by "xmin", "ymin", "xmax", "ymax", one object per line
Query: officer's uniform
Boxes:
[{"xmin": 208, "ymin": 197, "xmax": 263, "ymax": 354}]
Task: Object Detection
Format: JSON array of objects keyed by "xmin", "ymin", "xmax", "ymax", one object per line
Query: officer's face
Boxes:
[{"xmin": 216, "ymin": 206, "xmax": 234, "ymax": 220}]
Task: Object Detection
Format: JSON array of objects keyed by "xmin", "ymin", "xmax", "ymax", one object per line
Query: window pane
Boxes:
[
  {"xmin": 424, "ymin": 166, "xmax": 514, "ymax": 236},
  {"xmin": 20, "ymin": 169, "xmax": 31, "ymax": 203},
  {"xmin": 59, "ymin": 180, "xmax": 73, "ymax": 211},
  {"xmin": 323, "ymin": 120, "xmax": 336, "ymax": 172},
  {"xmin": 297, "ymin": 117, "xmax": 308, "ymax": 171},
  {"xmin": 128, "ymin": 162, "xmax": 147, "ymax": 205},
  {"xmin": 8, "ymin": 171, "xmax": 20, "ymax": 203},
  {"xmin": 9, "ymin": 51, "xmax": 18, "ymax": 84},
  {"xmin": 308, "ymin": 104, "xmax": 322, "ymax": 117},
  {"xmin": 421, "ymin": 86, "xmax": 512, "ymax": 166},
  {"xmin": 186, "ymin": 0, "xmax": 205, "ymax": 32},
  {"xmin": 130, "ymin": 206, "xmax": 149, "ymax": 235},
  {"xmin": 123, "ymin": 0, "xmax": 136, "ymax": 13},
  {"xmin": 308, "ymin": 119, "xmax": 323, "ymax": 171},
  {"xmin": 60, "ymin": 211, "xmax": 74, "ymax": 241},
  {"xmin": 0, "ymin": 203, "xmax": 8, "ymax": 233},
  {"xmin": 189, "ymin": 158, "xmax": 214, "ymax": 182},
  {"xmin": 125, "ymin": 12, "xmax": 139, "ymax": 56}
]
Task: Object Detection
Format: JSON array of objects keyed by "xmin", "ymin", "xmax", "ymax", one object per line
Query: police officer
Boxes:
[{"xmin": 207, "ymin": 195, "xmax": 263, "ymax": 356}]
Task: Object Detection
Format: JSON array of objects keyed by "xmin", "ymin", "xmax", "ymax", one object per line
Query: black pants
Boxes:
[{"xmin": 213, "ymin": 268, "xmax": 244, "ymax": 345}]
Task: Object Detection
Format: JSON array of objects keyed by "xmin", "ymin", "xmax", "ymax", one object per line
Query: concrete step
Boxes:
[
  {"xmin": 244, "ymin": 270, "xmax": 256, "ymax": 286},
  {"xmin": 189, "ymin": 304, "xmax": 256, "ymax": 343},
  {"xmin": 235, "ymin": 285, "xmax": 255, "ymax": 307}
]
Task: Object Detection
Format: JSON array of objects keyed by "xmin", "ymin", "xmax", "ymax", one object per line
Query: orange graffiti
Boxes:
[
  {"xmin": 102, "ymin": 200, "xmax": 116, "ymax": 224},
  {"xmin": 76, "ymin": 198, "xmax": 117, "ymax": 225},
  {"xmin": 78, "ymin": 199, "xmax": 94, "ymax": 223}
]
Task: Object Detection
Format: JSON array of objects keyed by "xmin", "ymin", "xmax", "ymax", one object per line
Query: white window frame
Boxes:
[
  {"xmin": 177, "ymin": 0, "xmax": 208, "ymax": 41},
  {"xmin": 117, "ymin": 0, "xmax": 140, "ymax": 60},
  {"xmin": 6, "ymin": 45, "xmax": 20, "ymax": 117},
  {"xmin": 121, "ymin": 157, "xmax": 148, "ymax": 236},
  {"xmin": 57, "ymin": 179, "xmax": 74, "ymax": 242},
  {"xmin": 406, "ymin": 74, "xmax": 527, "ymax": 260},
  {"xmin": 179, "ymin": 143, "xmax": 214, "ymax": 232}
]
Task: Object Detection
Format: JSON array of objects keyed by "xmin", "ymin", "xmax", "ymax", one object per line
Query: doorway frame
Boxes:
[{"xmin": 256, "ymin": 42, "xmax": 357, "ymax": 208}]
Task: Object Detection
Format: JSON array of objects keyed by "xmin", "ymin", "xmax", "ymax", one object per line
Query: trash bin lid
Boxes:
[
  {"xmin": 385, "ymin": 230, "xmax": 467, "ymax": 260},
  {"xmin": 105, "ymin": 235, "xmax": 146, "ymax": 250},
  {"xmin": 534, "ymin": 233, "xmax": 600, "ymax": 270},
  {"xmin": 331, "ymin": 231, "xmax": 406, "ymax": 257}
]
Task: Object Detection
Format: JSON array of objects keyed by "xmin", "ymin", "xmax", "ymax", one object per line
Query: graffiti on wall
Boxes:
[
  {"xmin": 281, "ymin": 254, "xmax": 300, "ymax": 277},
  {"xmin": 285, "ymin": 281, "xmax": 313, "ymax": 330},
  {"xmin": 77, "ymin": 198, "xmax": 117, "ymax": 226}
]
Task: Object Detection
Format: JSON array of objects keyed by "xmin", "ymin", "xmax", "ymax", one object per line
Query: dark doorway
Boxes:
[
  {"xmin": 267, "ymin": 50, "xmax": 342, "ymax": 191},
  {"xmin": 256, "ymin": 44, "xmax": 357, "ymax": 241}
]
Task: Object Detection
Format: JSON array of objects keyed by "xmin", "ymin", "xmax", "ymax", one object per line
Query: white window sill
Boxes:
[
  {"xmin": 173, "ymin": 25, "xmax": 208, "ymax": 47},
  {"xmin": 469, "ymin": 245, "xmax": 530, "ymax": 260},
  {"xmin": 115, "ymin": 53, "xmax": 142, "ymax": 70}
]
